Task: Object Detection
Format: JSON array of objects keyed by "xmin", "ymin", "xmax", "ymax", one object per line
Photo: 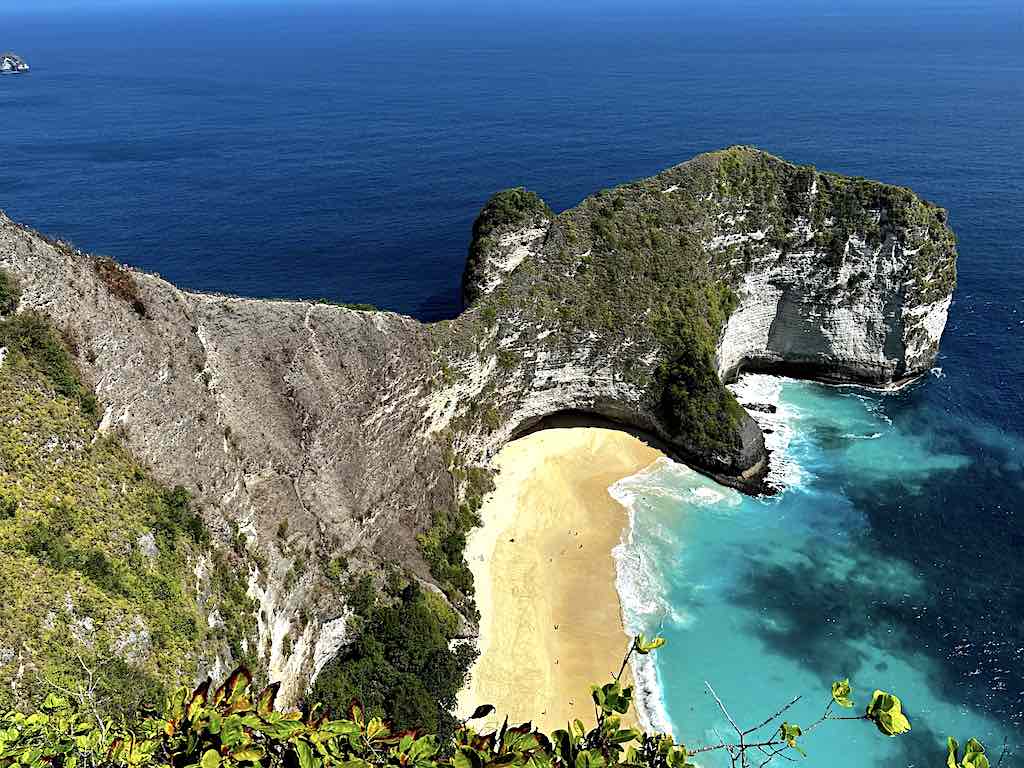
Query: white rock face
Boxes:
[
  {"xmin": 476, "ymin": 224, "xmax": 549, "ymax": 297},
  {"xmin": 0, "ymin": 53, "xmax": 29, "ymax": 73},
  {"xmin": 714, "ymin": 220, "xmax": 952, "ymax": 385},
  {"xmin": 310, "ymin": 616, "xmax": 352, "ymax": 684}
]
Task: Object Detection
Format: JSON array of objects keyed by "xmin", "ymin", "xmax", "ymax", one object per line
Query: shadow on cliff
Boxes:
[{"xmin": 511, "ymin": 409, "xmax": 678, "ymax": 456}]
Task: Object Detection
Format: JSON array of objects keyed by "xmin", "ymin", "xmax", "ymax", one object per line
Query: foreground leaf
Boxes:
[
  {"xmin": 865, "ymin": 691, "xmax": 911, "ymax": 737},
  {"xmin": 831, "ymin": 679, "xmax": 854, "ymax": 709}
]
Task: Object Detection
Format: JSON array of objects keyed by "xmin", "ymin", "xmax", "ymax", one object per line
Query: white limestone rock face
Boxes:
[
  {"xmin": 471, "ymin": 223, "xmax": 550, "ymax": 298},
  {"xmin": 716, "ymin": 234, "xmax": 953, "ymax": 385}
]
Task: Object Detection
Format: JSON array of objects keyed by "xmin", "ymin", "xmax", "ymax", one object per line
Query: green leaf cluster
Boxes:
[
  {"xmin": 830, "ymin": 679, "xmax": 853, "ymax": 709},
  {"xmin": 0, "ymin": 639, "xmax": 994, "ymax": 768},
  {"xmin": 864, "ymin": 690, "xmax": 911, "ymax": 737},
  {"xmin": 947, "ymin": 737, "xmax": 991, "ymax": 768},
  {"xmin": 778, "ymin": 723, "xmax": 804, "ymax": 757},
  {"xmin": 309, "ymin": 577, "xmax": 476, "ymax": 736}
]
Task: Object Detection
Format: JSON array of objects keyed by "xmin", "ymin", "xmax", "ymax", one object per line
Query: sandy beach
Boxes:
[{"xmin": 456, "ymin": 427, "xmax": 662, "ymax": 733}]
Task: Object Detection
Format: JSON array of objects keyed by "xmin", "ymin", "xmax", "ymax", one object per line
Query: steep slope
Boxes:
[
  {"xmin": 0, "ymin": 146, "xmax": 957, "ymax": 705},
  {"xmin": 0, "ymin": 309, "xmax": 250, "ymax": 715}
]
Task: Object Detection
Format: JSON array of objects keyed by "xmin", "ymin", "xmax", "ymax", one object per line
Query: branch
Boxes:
[
  {"xmin": 705, "ymin": 682, "xmax": 743, "ymax": 738},
  {"xmin": 994, "ymin": 736, "xmax": 1010, "ymax": 768},
  {"xmin": 741, "ymin": 695, "xmax": 802, "ymax": 736},
  {"xmin": 614, "ymin": 641, "xmax": 635, "ymax": 684}
]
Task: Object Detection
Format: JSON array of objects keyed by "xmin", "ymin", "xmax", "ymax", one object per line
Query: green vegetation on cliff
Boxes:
[
  {"xmin": 0, "ymin": 278, "xmax": 250, "ymax": 718},
  {"xmin": 709, "ymin": 146, "xmax": 956, "ymax": 302},
  {"xmin": 0, "ymin": 315, "xmax": 200, "ymax": 715},
  {"xmin": 0, "ymin": 269, "xmax": 19, "ymax": 314},
  {"xmin": 310, "ymin": 574, "xmax": 476, "ymax": 735},
  {"xmin": 417, "ymin": 456, "xmax": 492, "ymax": 617}
]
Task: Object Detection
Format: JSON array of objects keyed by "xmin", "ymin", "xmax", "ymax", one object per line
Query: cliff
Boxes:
[{"xmin": 0, "ymin": 147, "xmax": 956, "ymax": 704}]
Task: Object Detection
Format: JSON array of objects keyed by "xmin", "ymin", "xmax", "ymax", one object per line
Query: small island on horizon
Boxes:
[{"xmin": 0, "ymin": 53, "xmax": 29, "ymax": 74}]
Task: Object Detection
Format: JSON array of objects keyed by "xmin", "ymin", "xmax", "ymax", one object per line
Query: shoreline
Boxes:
[
  {"xmin": 457, "ymin": 427, "xmax": 662, "ymax": 733},
  {"xmin": 608, "ymin": 460, "xmax": 678, "ymax": 737}
]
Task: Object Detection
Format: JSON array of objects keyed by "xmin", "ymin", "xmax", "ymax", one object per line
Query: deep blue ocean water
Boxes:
[{"xmin": 2, "ymin": 2, "xmax": 1022, "ymax": 764}]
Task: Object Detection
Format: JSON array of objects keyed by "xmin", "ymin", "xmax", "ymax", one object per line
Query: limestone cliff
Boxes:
[{"xmin": 0, "ymin": 147, "xmax": 956, "ymax": 703}]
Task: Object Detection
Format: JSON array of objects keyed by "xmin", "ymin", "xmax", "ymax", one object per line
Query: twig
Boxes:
[
  {"xmin": 757, "ymin": 745, "xmax": 793, "ymax": 767},
  {"xmin": 742, "ymin": 695, "xmax": 802, "ymax": 736},
  {"xmin": 705, "ymin": 682, "xmax": 743, "ymax": 738},
  {"xmin": 614, "ymin": 642, "xmax": 635, "ymax": 684},
  {"xmin": 994, "ymin": 736, "xmax": 1010, "ymax": 768}
]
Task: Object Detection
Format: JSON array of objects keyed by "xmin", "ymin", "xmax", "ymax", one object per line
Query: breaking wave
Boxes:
[
  {"xmin": 610, "ymin": 463, "xmax": 677, "ymax": 736},
  {"xmin": 607, "ymin": 374, "xmax": 810, "ymax": 737},
  {"xmin": 727, "ymin": 373, "xmax": 803, "ymax": 491}
]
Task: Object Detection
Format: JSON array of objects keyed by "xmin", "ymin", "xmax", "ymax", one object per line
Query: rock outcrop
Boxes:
[
  {"xmin": 0, "ymin": 53, "xmax": 29, "ymax": 74},
  {"xmin": 0, "ymin": 146, "xmax": 956, "ymax": 702}
]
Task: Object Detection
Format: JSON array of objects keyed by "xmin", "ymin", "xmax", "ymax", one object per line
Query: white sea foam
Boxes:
[
  {"xmin": 691, "ymin": 486, "xmax": 726, "ymax": 504},
  {"xmin": 843, "ymin": 390, "xmax": 894, "ymax": 424},
  {"xmin": 609, "ymin": 462, "xmax": 677, "ymax": 736},
  {"xmin": 607, "ymin": 374, "xmax": 811, "ymax": 735},
  {"xmin": 727, "ymin": 373, "xmax": 802, "ymax": 490}
]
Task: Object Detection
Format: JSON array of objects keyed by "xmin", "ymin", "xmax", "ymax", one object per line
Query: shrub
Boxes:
[
  {"xmin": 417, "ymin": 503, "xmax": 479, "ymax": 605},
  {"xmin": 94, "ymin": 257, "xmax": 147, "ymax": 317},
  {"xmin": 0, "ymin": 268, "xmax": 20, "ymax": 314},
  {"xmin": 0, "ymin": 637, "xmax": 996, "ymax": 768},
  {"xmin": 311, "ymin": 578, "xmax": 475, "ymax": 735},
  {"xmin": 0, "ymin": 311, "xmax": 98, "ymax": 418},
  {"xmin": 152, "ymin": 485, "xmax": 209, "ymax": 547}
]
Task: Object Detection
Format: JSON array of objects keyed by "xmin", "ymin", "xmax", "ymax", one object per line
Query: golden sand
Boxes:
[{"xmin": 456, "ymin": 428, "xmax": 661, "ymax": 733}]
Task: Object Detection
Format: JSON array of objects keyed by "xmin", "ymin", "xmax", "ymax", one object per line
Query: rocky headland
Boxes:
[{"xmin": 0, "ymin": 146, "xmax": 957, "ymax": 704}]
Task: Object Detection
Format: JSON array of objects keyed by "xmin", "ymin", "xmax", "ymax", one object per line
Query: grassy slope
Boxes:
[
  {"xmin": 0, "ymin": 275, "xmax": 472, "ymax": 731},
  {"xmin": 0, "ymin": 306, "xmax": 238, "ymax": 716}
]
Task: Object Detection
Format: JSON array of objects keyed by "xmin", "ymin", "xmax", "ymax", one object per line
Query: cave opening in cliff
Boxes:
[{"xmin": 508, "ymin": 409, "xmax": 675, "ymax": 457}]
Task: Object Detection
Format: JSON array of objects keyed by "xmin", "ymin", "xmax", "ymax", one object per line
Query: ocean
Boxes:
[{"xmin": 2, "ymin": 1, "xmax": 1022, "ymax": 764}]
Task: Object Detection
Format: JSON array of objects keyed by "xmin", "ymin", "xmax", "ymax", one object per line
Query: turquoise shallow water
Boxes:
[{"xmin": 612, "ymin": 374, "xmax": 1022, "ymax": 767}]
